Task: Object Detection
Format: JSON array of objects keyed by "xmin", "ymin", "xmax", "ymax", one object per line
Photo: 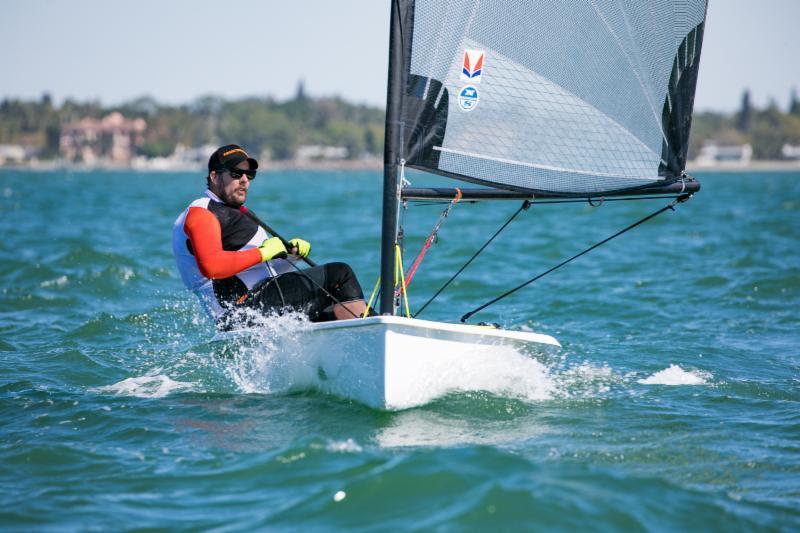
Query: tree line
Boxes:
[
  {"xmin": 689, "ymin": 89, "xmax": 800, "ymax": 160},
  {"xmin": 1, "ymin": 89, "xmax": 800, "ymax": 162},
  {"xmin": 0, "ymin": 90, "xmax": 385, "ymax": 161}
]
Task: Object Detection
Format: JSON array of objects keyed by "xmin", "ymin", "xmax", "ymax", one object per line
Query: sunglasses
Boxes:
[
  {"xmin": 219, "ymin": 167, "xmax": 257, "ymax": 180},
  {"xmin": 228, "ymin": 168, "xmax": 257, "ymax": 180}
]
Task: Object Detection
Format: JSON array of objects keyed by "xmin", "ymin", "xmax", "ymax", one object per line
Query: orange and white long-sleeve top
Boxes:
[{"xmin": 172, "ymin": 190, "xmax": 295, "ymax": 319}]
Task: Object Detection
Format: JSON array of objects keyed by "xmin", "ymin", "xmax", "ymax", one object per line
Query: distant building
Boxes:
[
  {"xmin": 0, "ymin": 144, "xmax": 27, "ymax": 165},
  {"xmin": 173, "ymin": 144, "xmax": 219, "ymax": 166},
  {"xmin": 60, "ymin": 112, "xmax": 146, "ymax": 165},
  {"xmin": 131, "ymin": 143, "xmax": 217, "ymax": 171},
  {"xmin": 295, "ymin": 144, "xmax": 349, "ymax": 161},
  {"xmin": 781, "ymin": 144, "xmax": 800, "ymax": 160},
  {"xmin": 694, "ymin": 142, "xmax": 753, "ymax": 166}
]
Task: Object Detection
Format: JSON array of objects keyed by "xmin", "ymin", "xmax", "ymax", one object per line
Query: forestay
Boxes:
[{"xmin": 394, "ymin": 0, "xmax": 709, "ymax": 196}]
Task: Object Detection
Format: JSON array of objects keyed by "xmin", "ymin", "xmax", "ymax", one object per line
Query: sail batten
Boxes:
[{"xmin": 391, "ymin": 0, "xmax": 708, "ymax": 196}]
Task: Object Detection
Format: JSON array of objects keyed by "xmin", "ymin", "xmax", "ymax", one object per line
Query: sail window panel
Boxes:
[
  {"xmin": 439, "ymin": 43, "xmax": 662, "ymax": 190},
  {"xmin": 467, "ymin": 1, "xmax": 664, "ymax": 158}
]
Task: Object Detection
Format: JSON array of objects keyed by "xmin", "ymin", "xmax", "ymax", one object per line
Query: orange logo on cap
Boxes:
[{"xmin": 223, "ymin": 148, "xmax": 247, "ymax": 158}]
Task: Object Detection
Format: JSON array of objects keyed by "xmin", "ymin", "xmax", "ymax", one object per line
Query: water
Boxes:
[{"xmin": 1, "ymin": 169, "xmax": 798, "ymax": 530}]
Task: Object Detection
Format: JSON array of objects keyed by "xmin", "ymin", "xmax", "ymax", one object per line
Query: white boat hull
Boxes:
[{"xmin": 286, "ymin": 316, "xmax": 560, "ymax": 410}]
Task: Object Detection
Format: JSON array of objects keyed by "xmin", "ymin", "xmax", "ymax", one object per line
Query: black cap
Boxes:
[{"xmin": 208, "ymin": 144, "xmax": 259, "ymax": 173}]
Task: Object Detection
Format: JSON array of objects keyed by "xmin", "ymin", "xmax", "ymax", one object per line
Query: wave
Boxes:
[
  {"xmin": 96, "ymin": 374, "xmax": 197, "ymax": 398},
  {"xmin": 638, "ymin": 364, "xmax": 711, "ymax": 386}
]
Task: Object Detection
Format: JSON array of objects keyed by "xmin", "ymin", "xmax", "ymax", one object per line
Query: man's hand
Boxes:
[
  {"xmin": 288, "ymin": 238, "xmax": 311, "ymax": 258},
  {"xmin": 259, "ymin": 237, "xmax": 288, "ymax": 261}
]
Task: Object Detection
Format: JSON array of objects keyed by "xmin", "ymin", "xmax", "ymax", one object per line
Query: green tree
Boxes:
[
  {"xmin": 326, "ymin": 120, "xmax": 365, "ymax": 156},
  {"xmin": 0, "ymin": 93, "xmax": 388, "ymax": 161},
  {"xmin": 43, "ymin": 125, "xmax": 60, "ymax": 158},
  {"xmin": 736, "ymin": 89, "xmax": 752, "ymax": 132},
  {"xmin": 790, "ymin": 88, "xmax": 800, "ymax": 116},
  {"xmin": 218, "ymin": 99, "xmax": 298, "ymax": 159},
  {"xmin": 750, "ymin": 102, "xmax": 786, "ymax": 159}
]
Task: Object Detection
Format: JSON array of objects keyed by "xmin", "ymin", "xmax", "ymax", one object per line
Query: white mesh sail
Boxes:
[{"xmin": 395, "ymin": 0, "xmax": 708, "ymax": 195}]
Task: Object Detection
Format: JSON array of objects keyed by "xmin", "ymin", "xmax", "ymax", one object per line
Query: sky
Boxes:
[{"xmin": 2, "ymin": 0, "xmax": 798, "ymax": 113}]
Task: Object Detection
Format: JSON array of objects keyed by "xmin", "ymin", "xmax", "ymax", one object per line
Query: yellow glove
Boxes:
[
  {"xmin": 259, "ymin": 237, "xmax": 287, "ymax": 262},
  {"xmin": 288, "ymin": 237, "xmax": 311, "ymax": 258}
]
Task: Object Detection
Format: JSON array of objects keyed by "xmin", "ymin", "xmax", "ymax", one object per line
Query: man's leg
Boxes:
[
  {"xmin": 321, "ymin": 262, "xmax": 368, "ymax": 320},
  {"xmin": 333, "ymin": 300, "xmax": 367, "ymax": 320},
  {"xmin": 246, "ymin": 262, "xmax": 368, "ymax": 322}
]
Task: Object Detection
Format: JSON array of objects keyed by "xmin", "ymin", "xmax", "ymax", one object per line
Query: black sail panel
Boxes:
[
  {"xmin": 391, "ymin": 0, "xmax": 709, "ymax": 196},
  {"xmin": 660, "ymin": 21, "xmax": 705, "ymax": 176},
  {"xmin": 402, "ymin": 74, "xmax": 449, "ymax": 169}
]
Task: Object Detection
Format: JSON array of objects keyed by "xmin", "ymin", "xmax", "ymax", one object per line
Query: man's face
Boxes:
[{"xmin": 210, "ymin": 160, "xmax": 252, "ymax": 206}]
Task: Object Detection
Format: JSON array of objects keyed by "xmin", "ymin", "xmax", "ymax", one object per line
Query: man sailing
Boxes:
[{"xmin": 173, "ymin": 144, "xmax": 368, "ymax": 329}]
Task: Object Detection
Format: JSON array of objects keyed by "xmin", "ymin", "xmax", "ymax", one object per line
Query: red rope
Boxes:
[
  {"xmin": 402, "ymin": 188, "xmax": 461, "ymax": 290},
  {"xmin": 405, "ymin": 235, "xmax": 434, "ymax": 285}
]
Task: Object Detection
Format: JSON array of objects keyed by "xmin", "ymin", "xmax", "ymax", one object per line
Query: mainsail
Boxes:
[
  {"xmin": 380, "ymin": 0, "xmax": 708, "ymax": 313},
  {"xmin": 391, "ymin": 0, "xmax": 708, "ymax": 196}
]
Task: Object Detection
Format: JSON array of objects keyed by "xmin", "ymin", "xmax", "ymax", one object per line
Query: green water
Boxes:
[{"xmin": 1, "ymin": 169, "xmax": 798, "ymax": 530}]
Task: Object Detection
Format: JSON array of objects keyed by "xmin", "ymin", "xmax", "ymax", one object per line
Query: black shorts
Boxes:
[{"xmin": 218, "ymin": 262, "xmax": 364, "ymax": 329}]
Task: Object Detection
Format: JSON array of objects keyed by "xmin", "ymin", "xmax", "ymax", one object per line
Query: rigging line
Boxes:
[
  {"xmin": 395, "ymin": 245, "xmax": 412, "ymax": 318},
  {"xmin": 395, "ymin": 160, "xmax": 408, "ymax": 294},
  {"xmin": 460, "ymin": 193, "xmax": 693, "ymax": 323},
  {"xmin": 362, "ymin": 277, "xmax": 381, "ymax": 318},
  {"xmin": 527, "ymin": 195, "xmax": 685, "ymax": 205},
  {"xmin": 414, "ymin": 199, "xmax": 531, "ymax": 318},
  {"xmin": 409, "ymin": 201, "xmax": 469, "ymax": 207},
  {"xmin": 404, "ymin": 188, "xmax": 461, "ymax": 289},
  {"xmin": 241, "ymin": 209, "xmax": 360, "ymax": 319},
  {"xmin": 408, "ymin": 196, "xmax": 484, "ymax": 207},
  {"xmin": 281, "ymin": 259, "xmax": 361, "ymax": 320}
]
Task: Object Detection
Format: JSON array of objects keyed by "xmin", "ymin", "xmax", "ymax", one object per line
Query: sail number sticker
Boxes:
[
  {"xmin": 461, "ymin": 49, "xmax": 485, "ymax": 83},
  {"xmin": 458, "ymin": 86, "xmax": 480, "ymax": 112}
]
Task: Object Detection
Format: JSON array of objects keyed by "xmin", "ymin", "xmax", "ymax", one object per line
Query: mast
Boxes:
[{"xmin": 379, "ymin": 0, "xmax": 406, "ymax": 315}]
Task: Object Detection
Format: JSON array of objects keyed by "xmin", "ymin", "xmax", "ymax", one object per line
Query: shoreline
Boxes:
[
  {"xmin": 0, "ymin": 158, "xmax": 383, "ymax": 173},
  {"xmin": 686, "ymin": 160, "xmax": 800, "ymax": 172},
  {"xmin": 2, "ymin": 159, "xmax": 799, "ymax": 173}
]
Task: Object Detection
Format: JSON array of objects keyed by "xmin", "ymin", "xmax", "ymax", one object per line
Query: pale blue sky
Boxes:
[{"xmin": 2, "ymin": 0, "xmax": 798, "ymax": 112}]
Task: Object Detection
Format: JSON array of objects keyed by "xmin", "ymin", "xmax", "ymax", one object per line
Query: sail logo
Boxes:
[
  {"xmin": 458, "ymin": 86, "xmax": 480, "ymax": 112},
  {"xmin": 460, "ymin": 49, "xmax": 485, "ymax": 83}
]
